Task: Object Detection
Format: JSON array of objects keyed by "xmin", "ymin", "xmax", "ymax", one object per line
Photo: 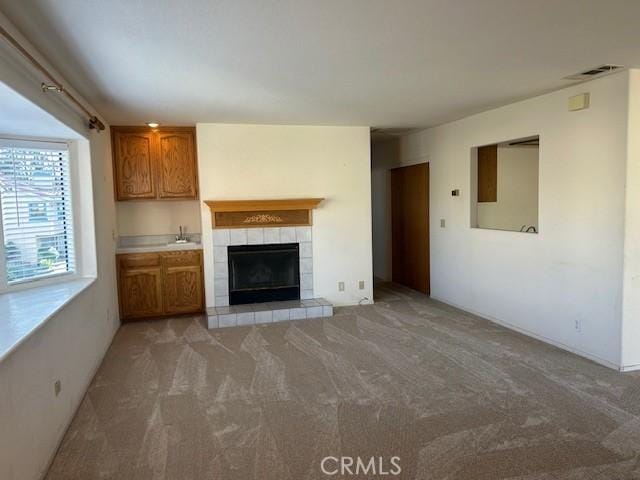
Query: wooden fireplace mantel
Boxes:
[{"xmin": 205, "ymin": 198, "xmax": 324, "ymax": 229}]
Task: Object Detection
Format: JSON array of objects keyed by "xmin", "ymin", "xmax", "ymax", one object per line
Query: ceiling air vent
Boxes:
[{"xmin": 564, "ymin": 64, "xmax": 624, "ymax": 81}]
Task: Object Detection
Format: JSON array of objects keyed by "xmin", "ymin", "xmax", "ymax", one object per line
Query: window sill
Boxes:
[{"xmin": 0, "ymin": 277, "xmax": 96, "ymax": 363}]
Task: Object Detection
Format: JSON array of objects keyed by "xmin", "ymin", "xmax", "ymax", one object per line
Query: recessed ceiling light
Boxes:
[{"xmin": 147, "ymin": 122, "xmax": 159, "ymax": 128}]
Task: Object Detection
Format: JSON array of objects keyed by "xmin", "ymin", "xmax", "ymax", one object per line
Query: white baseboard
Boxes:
[
  {"xmin": 619, "ymin": 363, "xmax": 640, "ymax": 372},
  {"xmin": 429, "ymin": 294, "xmax": 624, "ymax": 372}
]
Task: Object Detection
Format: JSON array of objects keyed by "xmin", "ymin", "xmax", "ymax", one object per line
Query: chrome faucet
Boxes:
[{"xmin": 175, "ymin": 225, "xmax": 190, "ymax": 243}]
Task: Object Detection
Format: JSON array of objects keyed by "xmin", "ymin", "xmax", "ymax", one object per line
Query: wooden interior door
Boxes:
[{"xmin": 391, "ymin": 163, "xmax": 430, "ymax": 294}]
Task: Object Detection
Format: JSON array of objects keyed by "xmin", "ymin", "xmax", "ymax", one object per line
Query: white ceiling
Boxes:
[
  {"xmin": 0, "ymin": 81, "xmax": 81, "ymax": 139},
  {"xmin": 1, "ymin": 0, "xmax": 640, "ymax": 128}
]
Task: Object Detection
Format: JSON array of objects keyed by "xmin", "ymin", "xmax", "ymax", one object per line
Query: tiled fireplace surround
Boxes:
[{"xmin": 207, "ymin": 225, "xmax": 333, "ymax": 328}]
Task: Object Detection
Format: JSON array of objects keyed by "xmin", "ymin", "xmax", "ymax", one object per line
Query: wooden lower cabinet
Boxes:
[
  {"xmin": 119, "ymin": 266, "xmax": 164, "ymax": 319},
  {"xmin": 163, "ymin": 265, "xmax": 203, "ymax": 314},
  {"xmin": 117, "ymin": 249, "xmax": 204, "ymax": 321}
]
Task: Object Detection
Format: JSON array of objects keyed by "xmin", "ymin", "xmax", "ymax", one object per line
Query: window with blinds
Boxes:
[{"xmin": 0, "ymin": 141, "xmax": 75, "ymax": 285}]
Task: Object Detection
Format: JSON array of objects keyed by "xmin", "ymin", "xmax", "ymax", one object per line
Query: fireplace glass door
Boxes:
[{"xmin": 228, "ymin": 243, "xmax": 300, "ymax": 304}]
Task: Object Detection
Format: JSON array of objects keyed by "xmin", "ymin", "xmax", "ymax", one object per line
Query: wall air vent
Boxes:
[
  {"xmin": 508, "ymin": 138, "xmax": 539, "ymax": 147},
  {"xmin": 564, "ymin": 64, "xmax": 624, "ymax": 81}
]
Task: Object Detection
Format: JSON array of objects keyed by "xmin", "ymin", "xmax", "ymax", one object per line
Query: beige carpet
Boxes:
[{"xmin": 46, "ymin": 283, "xmax": 640, "ymax": 479}]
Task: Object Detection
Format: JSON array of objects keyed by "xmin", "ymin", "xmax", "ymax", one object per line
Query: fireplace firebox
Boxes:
[{"xmin": 228, "ymin": 243, "xmax": 300, "ymax": 305}]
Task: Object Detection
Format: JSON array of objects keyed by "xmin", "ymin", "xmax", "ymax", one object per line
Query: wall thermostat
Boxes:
[{"xmin": 568, "ymin": 93, "xmax": 590, "ymax": 111}]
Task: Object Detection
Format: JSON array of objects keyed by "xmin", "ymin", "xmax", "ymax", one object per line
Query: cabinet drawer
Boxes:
[
  {"xmin": 118, "ymin": 253, "xmax": 161, "ymax": 269},
  {"xmin": 161, "ymin": 250, "xmax": 202, "ymax": 267}
]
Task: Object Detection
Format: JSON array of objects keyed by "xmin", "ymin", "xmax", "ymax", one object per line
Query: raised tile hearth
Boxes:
[
  {"xmin": 207, "ymin": 298, "xmax": 333, "ymax": 329},
  {"xmin": 207, "ymin": 199, "xmax": 327, "ymax": 330}
]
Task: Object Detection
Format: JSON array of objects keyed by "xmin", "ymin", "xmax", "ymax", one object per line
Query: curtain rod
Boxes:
[{"xmin": 0, "ymin": 24, "xmax": 105, "ymax": 132}]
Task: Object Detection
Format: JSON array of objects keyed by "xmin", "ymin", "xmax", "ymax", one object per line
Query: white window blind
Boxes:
[{"xmin": 0, "ymin": 141, "xmax": 75, "ymax": 284}]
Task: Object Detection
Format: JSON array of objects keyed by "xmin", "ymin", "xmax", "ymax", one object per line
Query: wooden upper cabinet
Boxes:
[
  {"xmin": 157, "ymin": 132, "xmax": 198, "ymax": 199},
  {"xmin": 113, "ymin": 131, "xmax": 156, "ymax": 200},
  {"xmin": 477, "ymin": 144, "xmax": 498, "ymax": 203},
  {"xmin": 111, "ymin": 126, "xmax": 198, "ymax": 201}
]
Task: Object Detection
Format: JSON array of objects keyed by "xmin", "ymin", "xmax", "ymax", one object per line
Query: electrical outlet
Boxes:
[
  {"xmin": 358, "ymin": 280, "xmax": 365, "ymax": 290},
  {"xmin": 574, "ymin": 319, "xmax": 582, "ymax": 332},
  {"xmin": 338, "ymin": 281, "xmax": 345, "ymax": 292},
  {"xmin": 440, "ymin": 219, "xmax": 446, "ymax": 228},
  {"xmin": 54, "ymin": 380, "xmax": 61, "ymax": 397}
]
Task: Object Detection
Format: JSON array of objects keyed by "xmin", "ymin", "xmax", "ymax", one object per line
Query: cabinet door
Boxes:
[
  {"xmin": 113, "ymin": 131, "xmax": 156, "ymax": 200},
  {"xmin": 119, "ymin": 266, "xmax": 164, "ymax": 319},
  {"xmin": 157, "ymin": 132, "xmax": 198, "ymax": 199},
  {"xmin": 477, "ymin": 144, "xmax": 497, "ymax": 203},
  {"xmin": 163, "ymin": 265, "xmax": 204, "ymax": 314}
]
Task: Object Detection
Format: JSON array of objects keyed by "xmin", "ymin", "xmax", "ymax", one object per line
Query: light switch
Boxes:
[{"xmin": 440, "ymin": 219, "xmax": 446, "ymax": 228}]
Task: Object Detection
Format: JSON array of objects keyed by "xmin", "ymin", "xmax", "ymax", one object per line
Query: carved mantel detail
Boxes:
[
  {"xmin": 205, "ymin": 198, "xmax": 324, "ymax": 229},
  {"xmin": 243, "ymin": 213, "xmax": 284, "ymax": 224}
]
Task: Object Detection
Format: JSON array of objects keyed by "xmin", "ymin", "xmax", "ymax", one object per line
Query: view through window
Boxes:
[{"xmin": 0, "ymin": 140, "xmax": 75, "ymax": 285}]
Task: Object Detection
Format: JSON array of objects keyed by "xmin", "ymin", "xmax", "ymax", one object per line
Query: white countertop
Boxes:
[{"xmin": 116, "ymin": 242, "xmax": 203, "ymax": 254}]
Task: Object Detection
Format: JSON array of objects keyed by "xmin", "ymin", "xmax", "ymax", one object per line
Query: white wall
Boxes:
[
  {"xmin": 0, "ymin": 13, "xmax": 119, "ymax": 480},
  {"xmin": 196, "ymin": 124, "xmax": 373, "ymax": 307},
  {"xmin": 621, "ymin": 70, "xmax": 640, "ymax": 369},
  {"xmin": 400, "ymin": 71, "xmax": 629, "ymax": 368},
  {"xmin": 116, "ymin": 200, "xmax": 201, "ymax": 236},
  {"xmin": 370, "ymin": 139, "xmax": 398, "ymax": 281},
  {"xmin": 476, "ymin": 146, "xmax": 539, "ymax": 232}
]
